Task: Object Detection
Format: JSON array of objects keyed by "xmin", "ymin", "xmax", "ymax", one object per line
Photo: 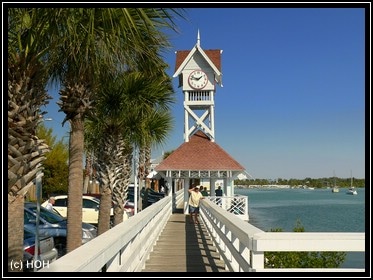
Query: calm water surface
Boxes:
[{"xmin": 235, "ymin": 187, "xmax": 366, "ymax": 269}]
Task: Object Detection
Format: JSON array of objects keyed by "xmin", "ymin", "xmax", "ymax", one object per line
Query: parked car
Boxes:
[
  {"xmin": 83, "ymin": 193, "xmax": 134, "ymax": 217},
  {"xmin": 41, "ymin": 195, "xmax": 129, "ymax": 225},
  {"xmin": 23, "ymin": 227, "xmax": 58, "ymax": 272},
  {"xmin": 123, "ymin": 200, "xmax": 134, "ymax": 216},
  {"xmin": 128, "ymin": 184, "xmax": 165, "ymax": 206},
  {"xmin": 24, "ymin": 202, "xmax": 97, "ymax": 258}
]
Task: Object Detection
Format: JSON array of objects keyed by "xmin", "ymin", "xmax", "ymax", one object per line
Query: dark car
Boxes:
[
  {"xmin": 128, "ymin": 184, "xmax": 165, "ymax": 206},
  {"xmin": 24, "ymin": 202, "xmax": 97, "ymax": 258},
  {"xmin": 23, "ymin": 227, "xmax": 58, "ymax": 272}
]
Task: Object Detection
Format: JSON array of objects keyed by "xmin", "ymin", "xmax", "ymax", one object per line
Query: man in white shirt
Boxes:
[
  {"xmin": 45, "ymin": 197, "xmax": 55, "ymax": 211},
  {"xmin": 188, "ymin": 186, "xmax": 204, "ymax": 224}
]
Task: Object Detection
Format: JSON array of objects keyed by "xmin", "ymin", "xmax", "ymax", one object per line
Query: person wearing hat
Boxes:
[
  {"xmin": 45, "ymin": 196, "xmax": 55, "ymax": 211},
  {"xmin": 188, "ymin": 186, "xmax": 204, "ymax": 224}
]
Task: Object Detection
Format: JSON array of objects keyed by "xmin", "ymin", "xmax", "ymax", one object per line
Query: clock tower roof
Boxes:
[
  {"xmin": 173, "ymin": 31, "xmax": 223, "ymax": 86},
  {"xmin": 174, "ymin": 49, "xmax": 222, "ymax": 73}
]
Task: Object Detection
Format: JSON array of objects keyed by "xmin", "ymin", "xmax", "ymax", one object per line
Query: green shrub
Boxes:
[{"xmin": 264, "ymin": 220, "xmax": 346, "ymax": 268}]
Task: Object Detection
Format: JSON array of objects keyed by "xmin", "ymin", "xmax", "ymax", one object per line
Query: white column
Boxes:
[
  {"xmin": 226, "ymin": 177, "xmax": 233, "ymax": 197},
  {"xmin": 210, "ymin": 91, "xmax": 215, "ymax": 142},
  {"xmin": 184, "ymin": 91, "xmax": 189, "ymax": 142},
  {"xmin": 184, "ymin": 176, "xmax": 190, "ymax": 214}
]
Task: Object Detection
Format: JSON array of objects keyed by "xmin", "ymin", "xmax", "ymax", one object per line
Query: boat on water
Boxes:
[
  {"xmin": 331, "ymin": 186, "xmax": 339, "ymax": 193},
  {"xmin": 331, "ymin": 171, "xmax": 339, "ymax": 193},
  {"xmin": 346, "ymin": 171, "xmax": 357, "ymax": 195},
  {"xmin": 346, "ymin": 187, "xmax": 357, "ymax": 195}
]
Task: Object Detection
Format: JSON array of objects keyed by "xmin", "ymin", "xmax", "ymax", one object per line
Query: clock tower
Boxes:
[{"xmin": 173, "ymin": 30, "xmax": 223, "ymax": 142}]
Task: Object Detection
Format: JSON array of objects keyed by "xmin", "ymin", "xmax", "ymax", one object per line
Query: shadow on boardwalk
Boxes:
[{"xmin": 142, "ymin": 208, "xmax": 226, "ymax": 272}]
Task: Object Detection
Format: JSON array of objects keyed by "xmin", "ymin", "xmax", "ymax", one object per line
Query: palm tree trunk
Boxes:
[
  {"xmin": 98, "ymin": 187, "xmax": 112, "ymax": 234},
  {"xmin": 96, "ymin": 135, "xmax": 128, "ymax": 233},
  {"xmin": 83, "ymin": 153, "xmax": 92, "ymax": 193},
  {"xmin": 8, "ymin": 58, "xmax": 50, "ymax": 269},
  {"xmin": 112, "ymin": 144, "xmax": 132, "ymax": 225},
  {"xmin": 66, "ymin": 117, "xmax": 84, "ymax": 253},
  {"xmin": 7, "ymin": 195, "xmax": 24, "ymax": 272},
  {"xmin": 144, "ymin": 144, "xmax": 152, "ymax": 179}
]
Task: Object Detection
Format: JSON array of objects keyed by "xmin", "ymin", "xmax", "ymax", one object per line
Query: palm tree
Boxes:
[
  {"xmin": 134, "ymin": 109, "xmax": 174, "ymax": 212},
  {"xmin": 8, "ymin": 8, "xmax": 55, "ymax": 270},
  {"xmin": 85, "ymin": 69, "xmax": 174, "ymax": 233},
  {"xmin": 7, "ymin": 7, "xmax": 185, "ymax": 265},
  {"xmin": 47, "ymin": 8, "xmax": 183, "ymax": 251},
  {"xmin": 84, "ymin": 75, "xmax": 133, "ymax": 234},
  {"xmin": 136, "ymin": 73, "xmax": 175, "ymax": 197},
  {"xmin": 137, "ymin": 109, "xmax": 174, "ymax": 188}
]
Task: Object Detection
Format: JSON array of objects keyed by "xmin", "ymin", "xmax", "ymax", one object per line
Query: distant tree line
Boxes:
[{"xmin": 234, "ymin": 177, "xmax": 365, "ymax": 189}]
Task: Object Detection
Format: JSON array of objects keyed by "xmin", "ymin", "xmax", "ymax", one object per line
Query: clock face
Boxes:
[{"xmin": 188, "ymin": 70, "xmax": 208, "ymax": 89}]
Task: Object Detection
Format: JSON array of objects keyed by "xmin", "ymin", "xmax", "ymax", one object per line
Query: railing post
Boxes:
[
  {"xmin": 240, "ymin": 242, "xmax": 250, "ymax": 272},
  {"xmin": 251, "ymin": 251, "xmax": 264, "ymax": 271}
]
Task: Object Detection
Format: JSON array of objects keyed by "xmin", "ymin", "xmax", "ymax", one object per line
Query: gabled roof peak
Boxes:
[{"xmin": 173, "ymin": 31, "xmax": 223, "ymax": 86}]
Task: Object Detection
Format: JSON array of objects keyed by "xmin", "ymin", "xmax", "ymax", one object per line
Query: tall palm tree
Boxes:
[
  {"xmin": 8, "ymin": 8, "xmax": 55, "ymax": 270},
  {"xmin": 116, "ymin": 69, "xmax": 175, "ymax": 219},
  {"xmin": 84, "ymin": 77, "xmax": 133, "ymax": 234},
  {"xmin": 7, "ymin": 7, "xmax": 185, "ymax": 264},
  {"xmin": 137, "ymin": 109, "xmax": 175, "ymax": 187},
  {"xmin": 135, "ymin": 72, "xmax": 175, "ymax": 199},
  {"xmin": 47, "ymin": 8, "xmax": 183, "ymax": 251},
  {"xmin": 85, "ymin": 69, "xmax": 174, "ymax": 233}
]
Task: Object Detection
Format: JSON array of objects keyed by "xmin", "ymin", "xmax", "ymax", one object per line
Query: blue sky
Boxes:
[{"xmin": 42, "ymin": 6, "xmax": 367, "ymax": 180}]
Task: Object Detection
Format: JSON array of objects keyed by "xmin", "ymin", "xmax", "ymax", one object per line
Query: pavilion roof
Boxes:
[{"xmin": 155, "ymin": 130, "xmax": 245, "ymax": 172}]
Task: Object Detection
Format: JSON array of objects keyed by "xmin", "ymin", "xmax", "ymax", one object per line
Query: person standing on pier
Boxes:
[
  {"xmin": 201, "ymin": 187, "xmax": 209, "ymax": 197},
  {"xmin": 215, "ymin": 185, "xmax": 223, "ymax": 206},
  {"xmin": 188, "ymin": 186, "xmax": 204, "ymax": 224}
]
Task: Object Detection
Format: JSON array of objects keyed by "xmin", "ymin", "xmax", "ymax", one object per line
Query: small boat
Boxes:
[
  {"xmin": 346, "ymin": 187, "xmax": 357, "ymax": 195},
  {"xmin": 331, "ymin": 171, "xmax": 339, "ymax": 193},
  {"xmin": 346, "ymin": 171, "xmax": 357, "ymax": 195}
]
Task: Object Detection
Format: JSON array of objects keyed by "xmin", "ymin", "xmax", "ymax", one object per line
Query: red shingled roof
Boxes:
[
  {"xmin": 155, "ymin": 130, "xmax": 245, "ymax": 171},
  {"xmin": 174, "ymin": 49, "xmax": 222, "ymax": 72}
]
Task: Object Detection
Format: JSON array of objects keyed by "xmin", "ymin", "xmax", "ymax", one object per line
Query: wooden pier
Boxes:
[{"xmin": 141, "ymin": 210, "xmax": 227, "ymax": 272}]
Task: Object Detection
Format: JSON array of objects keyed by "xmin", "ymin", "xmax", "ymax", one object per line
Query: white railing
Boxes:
[
  {"xmin": 200, "ymin": 199, "xmax": 365, "ymax": 272},
  {"xmin": 39, "ymin": 196, "xmax": 172, "ymax": 272},
  {"xmin": 208, "ymin": 195, "xmax": 249, "ymax": 221},
  {"xmin": 39, "ymin": 189, "xmax": 365, "ymax": 272},
  {"xmin": 173, "ymin": 188, "xmax": 184, "ymax": 211},
  {"xmin": 39, "ymin": 189, "xmax": 185, "ymax": 272},
  {"xmin": 188, "ymin": 91, "xmax": 211, "ymax": 101}
]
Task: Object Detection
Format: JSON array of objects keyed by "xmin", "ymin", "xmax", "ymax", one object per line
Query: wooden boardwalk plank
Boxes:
[{"xmin": 141, "ymin": 212, "xmax": 227, "ymax": 272}]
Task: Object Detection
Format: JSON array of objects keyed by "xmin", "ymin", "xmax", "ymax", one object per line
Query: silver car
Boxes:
[
  {"xmin": 24, "ymin": 202, "xmax": 97, "ymax": 258},
  {"xmin": 23, "ymin": 227, "xmax": 58, "ymax": 271}
]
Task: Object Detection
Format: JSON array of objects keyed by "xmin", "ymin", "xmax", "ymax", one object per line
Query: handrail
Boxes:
[
  {"xmin": 208, "ymin": 195, "xmax": 249, "ymax": 221},
  {"xmin": 39, "ymin": 196, "xmax": 172, "ymax": 272},
  {"xmin": 173, "ymin": 188, "xmax": 184, "ymax": 212},
  {"xmin": 39, "ymin": 189, "xmax": 365, "ymax": 272},
  {"xmin": 200, "ymin": 199, "xmax": 365, "ymax": 272}
]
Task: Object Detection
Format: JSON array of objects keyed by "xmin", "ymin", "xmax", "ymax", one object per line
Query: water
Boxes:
[{"xmin": 235, "ymin": 187, "xmax": 366, "ymax": 269}]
